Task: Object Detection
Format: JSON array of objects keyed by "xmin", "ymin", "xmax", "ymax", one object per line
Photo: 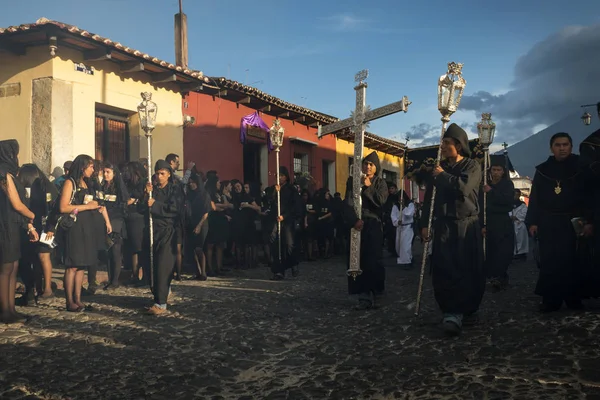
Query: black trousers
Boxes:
[
  {"xmin": 142, "ymin": 225, "xmax": 176, "ymax": 305},
  {"xmin": 270, "ymin": 223, "xmax": 297, "ymax": 275}
]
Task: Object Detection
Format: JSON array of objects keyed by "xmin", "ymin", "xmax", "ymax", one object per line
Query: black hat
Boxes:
[
  {"xmin": 580, "ymin": 128, "xmax": 600, "ymax": 164},
  {"xmin": 362, "ymin": 151, "xmax": 382, "ymax": 176},
  {"xmin": 154, "ymin": 159, "xmax": 172, "ymax": 173},
  {"xmin": 443, "ymin": 123, "xmax": 471, "ymax": 157},
  {"xmin": 279, "ymin": 166, "xmax": 290, "ymax": 181}
]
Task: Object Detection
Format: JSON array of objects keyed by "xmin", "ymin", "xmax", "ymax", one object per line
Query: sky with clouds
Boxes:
[{"xmin": 2, "ymin": 0, "xmax": 600, "ymax": 152}]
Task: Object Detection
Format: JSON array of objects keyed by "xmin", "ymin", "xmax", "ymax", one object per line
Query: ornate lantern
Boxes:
[
  {"xmin": 137, "ymin": 92, "xmax": 158, "ymax": 136},
  {"xmin": 582, "ymin": 111, "xmax": 592, "ymax": 126},
  {"xmin": 269, "ymin": 119, "xmax": 285, "ymax": 150},
  {"xmin": 477, "ymin": 113, "xmax": 496, "ymax": 149},
  {"xmin": 437, "ymin": 62, "xmax": 466, "ymax": 120}
]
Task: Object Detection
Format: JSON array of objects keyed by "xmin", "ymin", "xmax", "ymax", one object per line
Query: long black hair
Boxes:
[
  {"xmin": 18, "ymin": 163, "xmax": 58, "ymax": 220},
  {"xmin": 205, "ymin": 174, "xmax": 220, "ymax": 199},
  {"xmin": 67, "ymin": 154, "xmax": 94, "ymax": 188},
  {"xmin": 102, "ymin": 161, "xmax": 130, "ymax": 204}
]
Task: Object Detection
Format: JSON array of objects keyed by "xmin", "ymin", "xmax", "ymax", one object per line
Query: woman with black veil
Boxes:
[
  {"xmin": 481, "ymin": 155, "xmax": 515, "ymax": 292},
  {"xmin": 100, "ymin": 162, "xmax": 130, "ymax": 290},
  {"xmin": 186, "ymin": 172, "xmax": 212, "ymax": 280},
  {"xmin": 0, "ymin": 139, "xmax": 38, "ymax": 323},
  {"xmin": 16, "ymin": 163, "xmax": 58, "ymax": 305},
  {"xmin": 205, "ymin": 175, "xmax": 229, "ymax": 276}
]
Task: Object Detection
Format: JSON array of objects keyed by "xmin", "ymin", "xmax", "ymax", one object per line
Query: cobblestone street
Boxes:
[{"xmin": 3, "ymin": 248, "xmax": 600, "ymax": 400}]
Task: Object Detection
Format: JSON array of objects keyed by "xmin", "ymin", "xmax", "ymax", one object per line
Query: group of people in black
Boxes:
[
  {"xmin": 2, "ymin": 124, "xmax": 599, "ymax": 330},
  {"xmin": 346, "ymin": 124, "xmax": 600, "ymax": 337}
]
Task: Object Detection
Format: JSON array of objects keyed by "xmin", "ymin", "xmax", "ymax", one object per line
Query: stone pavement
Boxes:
[{"xmin": 2, "ymin": 250, "xmax": 600, "ymax": 400}]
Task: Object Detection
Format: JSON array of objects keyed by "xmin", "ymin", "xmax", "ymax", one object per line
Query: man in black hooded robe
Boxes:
[
  {"xmin": 526, "ymin": 132, "xmax": 585, "ymax": 312},
  {"xmin": 342, "ymin": 151, "xmax": 388, "ymax": 310},
  {"xmin": 270, "ymin": 166, "xmax": 301, "ymax": 280},
  {"xmin": 481, "ymin": 155, "xmax": 515, "ymax": 291},
  {"xmin": 421, "ymin": 123, "xmax": 484, "ymax": 336}
]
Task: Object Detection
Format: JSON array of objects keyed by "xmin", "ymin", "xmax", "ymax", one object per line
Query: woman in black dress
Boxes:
[
  {"xmin": 0, "ymin": 140, "xmax": 38, "ymax": 323},
  {"xmin": 316, "ymin": 189, "xmax": 335, "ymax": 259},
  {"xmin": 122, "ymin": 161, "xmax": 147, "ymax": 285},
  {"xmin": 238, "ymin": 182, "xmax": 261, "ymax": 269},
  {"xmin": 61, "ymin": 155, "xmax": 112, "ymax": 312},
  {"xmin": 186, "ymin": 172, "xmax": 212, "ymax": 280},
  {"xmin": 100, "ymin": 162, "xmax": 129, "ymax": 290},
  {"xmin": 17, "ymin": 164, "xmax": 58, "ymax": 304},
  {"xmin": 205, "ymin": 176, "xmax": 229, "ymax": 275},
  {"xmin": 302, "ymin": 189, "xmax": 317, "ymax": 261},
  {"xmin": 84, "ymin": 159, "xmax": 107, "ymax": 295}
]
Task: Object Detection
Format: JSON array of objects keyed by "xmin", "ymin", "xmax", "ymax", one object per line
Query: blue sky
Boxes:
[{"xmin": 2, "ymin": 0, "xmax": 600, "ymax": 150}]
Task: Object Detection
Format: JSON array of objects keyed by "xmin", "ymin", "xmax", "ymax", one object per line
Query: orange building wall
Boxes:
[{"xmin": 182, "ymin": 92, "xmax": 337, "ymax": 190}]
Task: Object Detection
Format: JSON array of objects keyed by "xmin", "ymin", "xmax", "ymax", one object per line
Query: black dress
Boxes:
[
  {"xmin": 63, "ymin": 182, "xmax": 101, "ymax": 267},
  {"xmin": 186, "ymin": 188, "xmax": 212, "ymax": 249},
  {"xmin": 342, "ymin": 175, "xmax": 389, "ymax": 296},
  {"xmin": 125, "ymin": 181, "xmax": 146, "ymax": 253},
  {"xmin": 0, "ymin": 173, "xmax": 27, "ymax": 263},
  {"xmin": 206, "ymin": 193, "xmax": 229, "ymax": 245},
  {"xmin": 481, "ymin": 177, "xmax": 515, "ymax": 282},
  {"xmin": 237, "ymin": 192, "xmax": 258, "ymax": 246}
]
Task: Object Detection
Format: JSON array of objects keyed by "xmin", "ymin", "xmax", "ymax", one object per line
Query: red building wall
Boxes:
[{"xmin": 182, "ymin": 92, "xmax": 337, "ymax": 190}]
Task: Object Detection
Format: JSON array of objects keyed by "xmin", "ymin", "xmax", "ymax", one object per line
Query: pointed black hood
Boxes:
[
  {"xmin": 443, "ymin": 123, "xmax": 471, "ymax": 157},
  {"xmin": 363, "ymin": 151, "xmax": 382, "ymax": 176}
]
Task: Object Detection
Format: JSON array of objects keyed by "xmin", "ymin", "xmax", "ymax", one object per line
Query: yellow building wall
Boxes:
[
  {"xmin": 335, "ymin": 138, "xmax": 404, "ymax": 194},
  {"xmin": 52, "ymin": 47, "xmax": 183, "ymax": 167},
  {"xmin": 0, "ymin": 47, "xmax": 54, "ymax": 164},
  {"xmin": 0, "ymin": 45, "xmax": 183, "ymax": 174}
]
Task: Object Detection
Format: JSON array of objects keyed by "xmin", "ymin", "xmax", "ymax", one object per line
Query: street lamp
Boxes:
[
  {"xmin": 477, "ymin": 113, "xmax": 496, "ymax": 259},
  {"xmin": 269, "ymin": 119, "xmax": 285, "ymax": 263},
  {"xmin": 437, "ymin": 62, "xmax": 467, "ymax": 122},
  {"xmin": 580, "ymin": 102, "xmax": 600, "ymax": 125},
  {"xmin": 582, "ymin": 112, "xmax": 592, "ymax": 126},
  {"xmin": 415, "ymin": 62, "xmax": 467, "ymax": 316},
  {"xmin": 137, "ymin": 92, "xmax": 158, "ymax": 289}
]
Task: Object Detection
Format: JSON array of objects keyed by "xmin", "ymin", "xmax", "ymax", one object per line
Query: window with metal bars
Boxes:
[
  {"xmin": 95, "ymin": 112, "xmax": 130, "ymax": 165},
  {"xmin": 293, "ymin": 153, "xmax": 309, "ymax": 174}
]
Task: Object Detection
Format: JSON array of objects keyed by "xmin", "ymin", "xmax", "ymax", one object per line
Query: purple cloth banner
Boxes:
[{"xmin": 240, "ymin": 111, "xmax": 273, "ymax": 151}]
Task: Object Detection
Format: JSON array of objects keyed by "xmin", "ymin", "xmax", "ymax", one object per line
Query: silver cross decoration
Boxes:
[{"xmin": 318, "ymin": 69, "xmax": 411, "ymax": 279}]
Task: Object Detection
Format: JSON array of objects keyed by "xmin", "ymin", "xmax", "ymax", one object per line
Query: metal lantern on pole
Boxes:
[
  {"xmin": 137, "ymin": 92, "xmax": 158, "ymax": 288},
  {"xmin": 477, "ymin": 112, "xmax": 496, "ymax": 258},
  {"xmin": 414, "ymin": 62, "xmax": 466, "ymax": 316},
  {"xmin": 269, "ymin": 118, "xmax": 285, "ymax": 262},
  {"xmin": 582, "ymin": 112, "xmax": 592, "ymax": 126}
]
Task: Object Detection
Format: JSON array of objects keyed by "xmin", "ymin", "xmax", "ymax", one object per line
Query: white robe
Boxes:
[
  {"xmin": 510, "ymin": 203, "xmax": 529, "ymax": 255},
  {"xmin": 391, "ymin": 202, "xmax": 415, "ymax": 265}
]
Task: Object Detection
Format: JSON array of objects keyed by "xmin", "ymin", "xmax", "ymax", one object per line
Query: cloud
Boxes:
[
  {"xmin": 319, "ymin": 13, "xmax": 399, "ymax": 34},
  {"xmin": 401, "ymin": 120, "xmax": 479, "ymax": 147},
  {"xmin": 458, "ymin": 24, "xmax": 600, "ymax": 145}
]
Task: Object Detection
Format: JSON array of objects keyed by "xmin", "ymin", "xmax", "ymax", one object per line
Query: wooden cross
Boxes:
[
  {"xmin": 317, "ymin": 69, "xmax": 411, "ymax": 279},
  {"xmin": 502, "ymin": 141, "xmax": 509, "ymax": 153}
]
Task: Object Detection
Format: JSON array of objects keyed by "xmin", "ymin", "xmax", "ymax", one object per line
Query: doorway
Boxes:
[{"xmin": 243, "ymin": 143, "xmax": 261, "ymax": 186}]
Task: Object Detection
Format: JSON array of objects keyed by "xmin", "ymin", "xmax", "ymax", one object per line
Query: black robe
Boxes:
[
  {"xmin": 140, "ymin": 181, "xmax": 183, "ymax": 304},
  {"xmin": 342, "ymin": 175, "xmax": 388, "ymax": 295},
  {"xmin": 580, "ymin": 161, "xmax": 600, "ymax": 297},
  {"xmin": 422, "ymin": 158, "xmax": 484, "ymax": 315},
  {"xmin": 481, "ymin": 178, "xmax": 515, "ymax": 281},
  {"xmin": 270, "ymin": 183, "xmax": 301, "ymax": 274},
  {"xmin": 525, "ymin": 154, "xmax": 584, "ymax": 302}
]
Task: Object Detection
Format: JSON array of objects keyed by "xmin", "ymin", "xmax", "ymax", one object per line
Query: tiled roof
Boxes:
[
  {"xmin": 213, "ymin": 77, "xmax": 338, "ymax": 125},
  {"xmin": 0, "ymin": 17, "xmax": 209, "ymax": 83}
]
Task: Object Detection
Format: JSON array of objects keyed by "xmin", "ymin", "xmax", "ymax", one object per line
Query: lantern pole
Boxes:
[
  {"xmin": 270, "ymin": 119, "xmax": 285, "ymax": 263},
  {"xmin": 414, "ymin": 62, "xmax": 466, "ymax": 316},
  {"xmin": 138, "ymin": 92, "xmax": 157, "ymax": 290},
  {"xmin": 477, "ymin": 113, "xmax": 496, "ymax": 260}
]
